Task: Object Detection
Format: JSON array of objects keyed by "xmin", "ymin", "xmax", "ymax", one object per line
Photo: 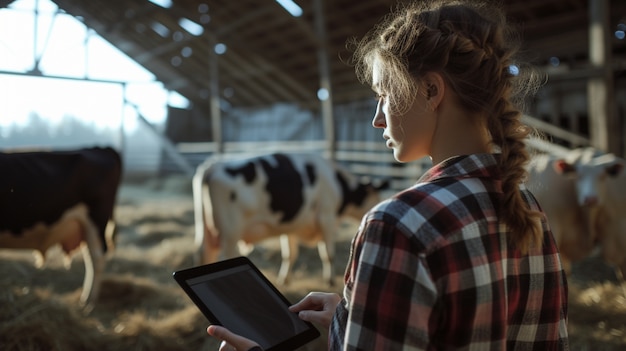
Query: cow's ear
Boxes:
[
  {"xmin": 606, "ymin": 162, "xmax": 624, "ymax": 177},
  {"xmin": 553, "ymin": 160, "xmax": 575, "ymax": 175}
]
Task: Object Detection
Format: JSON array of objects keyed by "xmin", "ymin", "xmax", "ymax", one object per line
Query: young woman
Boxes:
[{"xmin": 208, "ymin": 0, "xmax": 569, "ymax": 349}]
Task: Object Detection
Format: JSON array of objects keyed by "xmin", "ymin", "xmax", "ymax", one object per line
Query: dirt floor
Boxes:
[{"xmin": 1, "ymin": 175, "xmax": 626, "ymax": 350}]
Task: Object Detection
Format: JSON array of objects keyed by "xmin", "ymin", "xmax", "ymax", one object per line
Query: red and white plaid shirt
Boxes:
[{"xmin": 329, "ymin": 153, "xmax": 569, "ymax": 350}]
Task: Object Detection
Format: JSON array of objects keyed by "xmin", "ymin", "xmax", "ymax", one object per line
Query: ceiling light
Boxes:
[
  {"xmin": 150, "ymin": 22, "xmax": 170, "ymax": 38},
  {"xmin": 549, "ymin": 57, "xmax": 560, "ymax": 67},
  {"xmin": 214, "ymin": 43, "xmax": 227, "ymax": 55},
  {"xmin": 198, "ymin": 4, "xmax": 209, "ymax": 14},
  {"xmin": 276, "ymin": 0, "xmax": 302, "ymax": 17},
  {"xmin": 181, "ymin": 47, "xmax": 193, "ymax": 58},
  {"xmin": 179, "ymin": 18, "xmax": 204, "ymax": 36},
  {"xmin": 147, "ymin": 0, "xmax": 172, "ymax": 9},
  {"xmin": 171, "ymin": 56, "xmax": 182, "ymax": 67},
  {"xmin": 317, "ymin": 88, "xmax": 329, "ymax": 101}
]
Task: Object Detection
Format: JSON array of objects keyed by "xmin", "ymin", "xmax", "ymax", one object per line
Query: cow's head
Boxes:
[
  {"xmin": 337, "ymin": 174, "xmax": 391, "ymax": 218},
  {"xmin": 554, "ymin": 149, "xmax": 624, "ymax": 207}
]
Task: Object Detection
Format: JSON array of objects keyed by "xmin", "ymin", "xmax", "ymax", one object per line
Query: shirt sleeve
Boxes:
[{"xmin": 343, "ymin": 216, "xmax": 438, "ymax": 351}]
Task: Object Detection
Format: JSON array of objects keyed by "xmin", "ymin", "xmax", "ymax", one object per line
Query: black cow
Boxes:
[{"xmin": 0, "ymin": 146, "xmax": 122, "ymax": 307}]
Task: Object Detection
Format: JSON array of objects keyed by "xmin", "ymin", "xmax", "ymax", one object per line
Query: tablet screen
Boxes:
[{"xmin": 173, "ymin": 257, "xmax": 319, "ymax": 351}]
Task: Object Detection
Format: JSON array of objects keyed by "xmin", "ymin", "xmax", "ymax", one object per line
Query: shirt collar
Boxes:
[{"xmin": 418, "ymin": 153, "xmax": 501, "ymax": 183}]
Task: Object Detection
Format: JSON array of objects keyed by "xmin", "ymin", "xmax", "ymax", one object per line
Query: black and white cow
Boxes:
[
  {"xmin": 0, "ymin": 146, "xmax": 122, "ymax": 307},
  {"xmin": 193, "ymin": 152, "xmax": 389, "ymax": 286}
]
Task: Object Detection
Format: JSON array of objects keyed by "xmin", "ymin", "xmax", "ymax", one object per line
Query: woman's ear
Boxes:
[{"xmin": 423, "ymin": 72, "xmax": 445, "ymax": 111}]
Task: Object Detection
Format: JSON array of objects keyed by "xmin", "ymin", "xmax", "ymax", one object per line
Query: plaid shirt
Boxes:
[{"xmin": 329, "ymin": 154, "xmax": 569, "ymax": 350}]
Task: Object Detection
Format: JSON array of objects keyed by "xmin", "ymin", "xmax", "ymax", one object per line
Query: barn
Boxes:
[{"xmin": 1, "ymin": 0, "xmax": 626, "ymax": 350}]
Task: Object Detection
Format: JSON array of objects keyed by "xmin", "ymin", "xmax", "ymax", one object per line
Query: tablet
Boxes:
[{"xmin": 173, "ymin": 256, "xmax": 320, "ymax": 351}]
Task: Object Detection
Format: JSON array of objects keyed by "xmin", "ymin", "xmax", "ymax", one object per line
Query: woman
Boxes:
[{"xmin": 208, "ymin": 0, "xmax": 569, "ymax": 349}]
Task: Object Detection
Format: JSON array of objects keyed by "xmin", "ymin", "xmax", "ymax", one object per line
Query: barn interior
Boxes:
[
  {"xmin": 2, "ymin": 0, "xmax": 626, "ymax": 172},
  {"xmin": 2, "ymin": 0, "xmax": 626, "ymax": 350},
  {"xmin": 39, "ymin": 0, "xmax": 625, "ymax": 107}
]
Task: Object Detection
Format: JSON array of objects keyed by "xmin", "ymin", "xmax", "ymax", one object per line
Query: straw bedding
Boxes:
[{"xmin": 1, "ymin": 175, "xmax": 625, "ymax": 350}]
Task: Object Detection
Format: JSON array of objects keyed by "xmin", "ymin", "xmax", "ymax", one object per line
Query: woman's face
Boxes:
[{"xmin": 371, "ymin": 60, "xmax": 437, "ymax": 163}]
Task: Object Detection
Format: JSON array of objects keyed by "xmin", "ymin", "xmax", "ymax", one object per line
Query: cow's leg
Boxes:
[
  {"xmin": 318, "ymin": 217, "xmax": 337, "ymax": 287},
  {"xmin": 30, "ymin": 225, "xmax": 54, "ymax": 268},
  {"xmin": 192, "ymin": 171, "xmax": 207, "ymax": 264},
  {"xmin": 238, "ymin": 241, "xmax": 254, "ymax": 256},
  {"xmin": 65, "ymin": 204, "xmax": 104, "ymax": 309},
  {"xmin": 79, "ymin": 218, "xmax": 104, "ymax": 309},
  {"xmin": 104, "ymin": 219, "xmax": 117, "ymax": 252},
  {"xmin": 278, "ymin": 234, "xmax": 299, "ymax": 286},
  {"xmin": 196, "ymin": 178, "xmax": 223, "ymax": 265},
  {"xmin": 220, "ymin": 233, "xmax": 241, "ymax": 261},
  {"xmin": 317, "ymin": 240, "xmax": 335, "ymax": 287},
  {"xmin": 201, "ymin": 232, "xmax": 220, "ymax": 264},
  {"xmin": 78, "ymin": 246, "xmax": 101, "ymax": 308}
]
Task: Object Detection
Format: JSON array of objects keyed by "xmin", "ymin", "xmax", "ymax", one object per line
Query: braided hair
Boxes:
[{"xmin": 352, "ymin": 0, "xmax": 543, "ymax": 253}]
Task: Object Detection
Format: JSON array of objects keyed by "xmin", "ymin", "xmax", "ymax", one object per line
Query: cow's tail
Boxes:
[{"xmin": 192, "ymin": 161, "xmax": 219, "ymax": 265}]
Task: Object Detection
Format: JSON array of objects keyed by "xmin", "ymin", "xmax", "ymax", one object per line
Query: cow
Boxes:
[
  {"xmin": 549, "ymin": 148, "xmax": 626, "ymax": 277},
  {"xmin": 527, "ymin": 147, "xmax": 626, "ymax": 277},
  {"xmin": 192, "ymin": 152, "xmax": 389, "ymax": 286},
  {"xmin": 0, "ymin": 146, "xmax": 122, "ymax": 308},
  {"xmin": 526, "ymin": 150, "xmax": 592, "ymax": 274}
]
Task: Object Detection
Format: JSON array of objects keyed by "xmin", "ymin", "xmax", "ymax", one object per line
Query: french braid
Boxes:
[{"xmin": 352, "ymin": 0, "xmax": 543, "ymax": 253}]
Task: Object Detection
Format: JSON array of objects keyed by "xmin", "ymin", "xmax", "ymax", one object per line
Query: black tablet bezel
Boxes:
[{"xmin": 173, "ymin": 256, "xmax": 320, "ymax": 351}]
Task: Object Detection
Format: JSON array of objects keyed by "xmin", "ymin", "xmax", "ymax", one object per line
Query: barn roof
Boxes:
[{"xmin": 15, "ymin": 0, "xmax": 626, "ymax": 112}]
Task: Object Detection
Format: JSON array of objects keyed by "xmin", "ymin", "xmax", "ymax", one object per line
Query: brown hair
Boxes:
[{"xmin": 351, "ymin": 0, "xmax": 543, "ymax": 253}]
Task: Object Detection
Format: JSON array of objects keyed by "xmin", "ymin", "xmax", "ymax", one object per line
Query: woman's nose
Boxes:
[{"xmin": 372, "ymin": 100, "xmax": 386, "ymax": 128}]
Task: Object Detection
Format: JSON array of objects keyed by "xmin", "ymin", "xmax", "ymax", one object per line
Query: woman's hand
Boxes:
[
  {"xmin": 289, "ymin": 292, "xmax": 341, "ymax": 330},
  {"xmin": 207, "ymin": 325, "xmax": 262, "ymax": 351},
  {"xmin": 206, "ymin": 292, "xmax": 340, "ymax": 349}
]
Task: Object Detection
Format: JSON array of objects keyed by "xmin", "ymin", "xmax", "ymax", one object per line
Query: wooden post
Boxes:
[
  {"xmin": 313, "ymin": 0, "xmax": 335, "ymax": 160},
  {"xmin": 587, "ymin": 0, "xmax": 618, "ymax": 154},
  {"xmin": 208, "ymin": 34, "xmax": 223, "ymax": 154}
]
